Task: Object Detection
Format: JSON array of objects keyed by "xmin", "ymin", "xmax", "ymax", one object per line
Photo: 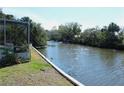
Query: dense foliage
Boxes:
[
  {"xmin": 0, "ymin": 11, "xmax": 47, "ymax": 47},
  {"xmin": 0, "ymin": 10, "xmax": 48, "ymax": 66},
  {"xmin": 31, "ymin": 22, "xmax": 47, "ymax": 47},
  {"xmin": 49, "ymin": 23, "xmax": 82, "ymax": 43},
  {"xmin": 0, "ymin": 49, "xmax": 17, "ymax": 67},
  {"xmin": 49, "ymin": 22, "xmax": 124, "ymax": 50},
  {"xmin": 20, "ymin": 17, "xmax": 47, "ymax": 47}
]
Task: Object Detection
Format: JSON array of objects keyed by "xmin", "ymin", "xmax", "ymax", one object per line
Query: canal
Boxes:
[{"xmin": 38, "ymin": 41, "xmax": 124, "ymax": 85}]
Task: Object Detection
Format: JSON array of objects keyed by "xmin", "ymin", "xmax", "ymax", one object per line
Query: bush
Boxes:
[
  {"xmin": 0, "ymin": 49, "xmax": 18, "ymax": 67},
  {"xmin": 0, "ymin": 54, "xmax": 17, "ymax": 67}
]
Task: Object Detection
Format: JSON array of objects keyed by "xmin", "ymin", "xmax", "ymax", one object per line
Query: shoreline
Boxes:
[
  {"xmin": 33, "ymin": 46, "xmax": 84, "ymax": 86},
  {"xmin": 48, "ymin": 40, "xmax": 124, "ymax": 51}
]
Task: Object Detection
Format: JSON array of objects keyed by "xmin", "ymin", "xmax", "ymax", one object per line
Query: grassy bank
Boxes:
[{"xmin": 0, "ymin": 47, "xmax": 73, "ymax": 86}]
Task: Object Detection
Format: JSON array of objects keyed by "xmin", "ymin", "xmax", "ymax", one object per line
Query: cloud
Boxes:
[
  {"xmin": 17, "ymin": 13, "xmax": 60, "ymax": 30},
  {"xmin": 25, "ymin": 13, "xmax": 60, "ymax": 30},
  {"xmin": 3, "ymin": 8, "xmax": 60, "ymax": 30},
  {"xmin": 42, "ymin": 20, "xmax": 60, "ymax": 30}
]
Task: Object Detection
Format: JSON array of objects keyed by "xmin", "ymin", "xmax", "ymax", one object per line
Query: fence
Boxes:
[{"xmin": 0, "ymin": 18, "xmax": 30, "ymax": 63}]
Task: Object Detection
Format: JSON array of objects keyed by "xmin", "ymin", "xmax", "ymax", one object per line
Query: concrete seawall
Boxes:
[{"xmin": 32, "ymin": 46, "xmax": 84, "ymax": 86}]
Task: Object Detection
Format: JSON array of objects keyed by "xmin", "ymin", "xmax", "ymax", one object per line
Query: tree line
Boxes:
[
  {"xmin": 48, "ymin": 22, "xmax": 124, "ymax": 50},
  {"xmin": 1, "ymin": 10, "xmax": 124, "ymax": 50}
]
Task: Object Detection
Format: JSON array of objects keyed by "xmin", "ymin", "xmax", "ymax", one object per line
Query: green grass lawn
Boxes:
[
  {"xmin": 0, "ymin": 48, "xmax": 51, "ymax": 85},
  {"xmin": 0, "ymin": 47, "xmax": 73, "ymax": 86}
]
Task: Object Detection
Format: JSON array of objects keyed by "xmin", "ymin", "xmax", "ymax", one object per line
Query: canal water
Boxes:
[{"xmin": 38, "ymin": 41, "xmax": 124, "ymax": 85}]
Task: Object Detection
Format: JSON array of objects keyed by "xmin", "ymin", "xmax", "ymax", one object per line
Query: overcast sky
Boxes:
[{"xmin": 2, "ymin": 7, "xmax": 124, "ymax": 30}]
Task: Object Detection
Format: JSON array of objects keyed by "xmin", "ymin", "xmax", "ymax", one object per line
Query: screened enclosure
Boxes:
[{"xmin": 0, "ymin": 18, "xmax": 30, "ymax": 64}]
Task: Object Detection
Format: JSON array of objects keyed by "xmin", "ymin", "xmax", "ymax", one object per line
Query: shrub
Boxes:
[{"xmin": 0, "ymin": 49, "xmax": 18, "ymax": 67}]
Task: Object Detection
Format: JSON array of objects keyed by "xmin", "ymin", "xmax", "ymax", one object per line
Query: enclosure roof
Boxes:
[{"xmin": 0, "ymin": 18, "xmax": 29, "ymax": 25}]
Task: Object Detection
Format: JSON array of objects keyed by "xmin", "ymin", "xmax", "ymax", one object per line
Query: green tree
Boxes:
[
  {"xmin": 5, "ymin": 14, "xmax": 15, "ymax": 20},
  {"xmin": 31, "ymin": 22, "xmax": 47, "ymax": 47},
  {"xmin": 105, "ymin": 23, "xmax": 120, "ymax": 47},
  {"xmin": 108, "ymin": 22, "xmax": 120, "ymax": 32},
  {"xmin": 58, "ymin": 22, "xmax": 81, "ymax": 43},
  {"xmin": 49, "ymin": 26, "xmax": 62, "ymax": 41},
  {"xmin": 20, "ymin": 17, "xmax": 48, "ymax": 47},
  {"xmin": 80, "ymin": 27, "xmax": 101, "ymax": 46}
]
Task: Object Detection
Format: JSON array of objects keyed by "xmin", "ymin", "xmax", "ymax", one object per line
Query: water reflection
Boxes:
[
  {"xmin": 95, "ymin": 48, "xmax": 117, "ymax": 67},
  {"xmin": 38, "ymin": 41, "xmax": 124, "ymax": 85}
]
